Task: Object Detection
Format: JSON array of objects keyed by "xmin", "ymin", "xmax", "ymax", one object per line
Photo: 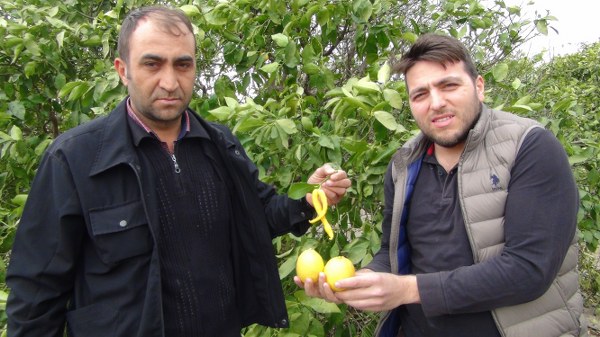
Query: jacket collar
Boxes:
[
  {"xmin": 89, "ymin": 99, "xmax": 137, "ymax": 177},
  {"xmin": 463, "ymin": 103, "xmax": 491, "ymax": 154},
  {"xmin": 89, "ymin": 98, "xmax": 231, "ymax": 177}
]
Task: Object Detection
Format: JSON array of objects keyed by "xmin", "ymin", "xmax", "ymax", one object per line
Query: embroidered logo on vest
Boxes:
[{"xmin": 490, "ymin": 174, "xmax": 502, "ymax": 191}]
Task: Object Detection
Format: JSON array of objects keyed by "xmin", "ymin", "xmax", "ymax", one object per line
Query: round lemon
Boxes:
[
  {"xmin": 323, "ymin": 256, "xmax": 355, "ymax": 292},
  {"xmin": 296, "ymin": 248, "xmax": 324, "ymax": 283}
]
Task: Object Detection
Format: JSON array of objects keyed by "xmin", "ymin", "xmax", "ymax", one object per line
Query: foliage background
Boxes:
[{"xmin": 0, "ymin": 0, "xmax": 598, "ymax": 336}]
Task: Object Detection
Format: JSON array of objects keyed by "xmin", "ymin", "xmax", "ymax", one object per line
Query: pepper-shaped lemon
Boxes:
[{"xmin": 309, "ymin": 188, "xmax": 334, "ymax": 240}]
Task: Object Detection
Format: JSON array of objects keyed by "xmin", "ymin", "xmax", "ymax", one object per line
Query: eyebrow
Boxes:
[
  {"xmin": 408, "ymin": 75, "xmax": 464, "ymax": 97},
  {"xmin": 139, "ymin": 54, "xmax": 195, "ymax": 63}
]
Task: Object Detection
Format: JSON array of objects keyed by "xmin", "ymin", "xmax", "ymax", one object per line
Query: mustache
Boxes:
[{"xmin": 152, "ymin": 93, "xmax": 182, "ymax": 100}]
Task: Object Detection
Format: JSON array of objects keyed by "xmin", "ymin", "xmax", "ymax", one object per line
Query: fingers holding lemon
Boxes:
[{"xmin": 296, "ymin": 249, "xmax": 355, "ymax": 293}]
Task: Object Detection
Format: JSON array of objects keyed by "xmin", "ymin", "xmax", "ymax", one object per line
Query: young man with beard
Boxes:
[
  {"xmin": 296, "ymin": 33, "xmax": 585, "ymax": 337},
  {"xmin": 5, "ymin": 6, "xmax": 351, "ymax": 337}
]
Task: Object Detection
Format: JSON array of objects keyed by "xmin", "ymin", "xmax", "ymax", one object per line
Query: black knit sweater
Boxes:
[{"xmin": 137, "ymin": 136, "xmax": 241, "ymax": 337}]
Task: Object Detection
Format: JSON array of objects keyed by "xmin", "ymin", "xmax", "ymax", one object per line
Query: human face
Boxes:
[
  {"xmin": 114, "ymin": 19, "xmax": 196, "ymax": 131},
  {"xmin": 405, "ymin": 60, "xmax": 484, "ymax": 149}
]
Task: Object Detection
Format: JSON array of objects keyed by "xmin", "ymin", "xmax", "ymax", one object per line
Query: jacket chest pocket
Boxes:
[{"xmin": 89, "ymin": 200, "xmax": 153, "ymax": 265}]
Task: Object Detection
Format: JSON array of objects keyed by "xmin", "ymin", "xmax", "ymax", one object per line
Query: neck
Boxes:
[
  {"xmin": 131, "ymin": 110, "xmax": 182, "ymax": 153},
  {"xmin": 434, "ymin": 142, "xmax": 464, "ymax": 172}
]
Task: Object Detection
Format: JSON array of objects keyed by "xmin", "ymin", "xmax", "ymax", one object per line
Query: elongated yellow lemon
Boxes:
[{"xmin": 308, "ymin": 188, "xmax": 334, "ymax": 240}]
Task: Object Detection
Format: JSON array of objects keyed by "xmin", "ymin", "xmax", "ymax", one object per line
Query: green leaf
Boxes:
[
  {"xmin": 316, "ymin": 8, "xmax": 330, "ymax": 26},
  {"xmin": 208, "ymin": 106, "xmax": 232, "ymax": 121},
  {"xmin": 58, "ymin": 81, "xmax": 81, "ymax": 98},
  {"xmin": 402, "ymin": 32, "xmax": 418, "ymax": 43},
  {"xmin": 276, "ymin": 119, "xmax": 298, "ymax": 135},
  {"xmin": 23, "ymin": 39, "xmax": 41, "ymax": 57},
  {"xmin": 294, "ymin": 291, "xmax": 341, "ymax": 313},
  {"xmin": 353, "ymin": 0, "xmax": 373, "ymax": 22},
  {"xmin": 301, "ymin": 116, "xmax": 313, "ymax": 130},
  {"xmin": 278, "ymin": 256, "xmax": 296, "ymax": 279},
  {"xmin": 34, "ymin": 139, "xmax": 52, "ymax": 155},
  {"xmin": 318, "ymin": 134, "xmax": 335, "ymax": 150},
  {"xmin": 235, "ymin": 118, "xmax": 264, "ymax": 132},
  {"xmin": 535, "ymin": 19, "xmax": 548, "ymax": 35},
  {"xmin": 11, "ymin": 194, "xmax": 28, "ymax": 206},
  {"xmin": 343, "ymin": 97, "xmax": 370, "ymax": 111},
  {"xmin": 288, "ymin": 182, "xmax": 317, "ymax": 199},
  {"xmin": 377, "ymin": 63, "xmax": 391, "ymax": 84},
  {"xmin": 552, "ymin": 99, "xmax": 574, "ymax": 113},
  {"xmin": 8, "ymin": 101, "xmax": 25, "ymax": 120},
  {"xmin": 9, "ymin": 126, "xmax": 23, "ymax": 140},
  {"xmin": 260, "ymin": 62, "xmax": 280, "ymax": 73},
  {"xmin": 24, "ymin": 61, "xmax": 37, "ymax": 77},
  {"xmin": 383, "ymin": 89, "xmax": 403, "ymax": 109},
  {"xmin": 284, "ymin": 40, "xmax": 299, "ymax": 68},
  {"xmin": 511, "ymin": 78, "xmax": 522, "ymax": 90},
  {"xmin": 354, "ymin": 78, "xmax": 380, "ymax": 93},
  {"xmin": 492, "ymin": 63, "xmax": 509, "ymax": 82},
  {"xmin": 56, "ymin": 30, "xmax": 65, "ymax": 48},
  {"xmin": 46, "ymin": 16, "xmax": 69, "ymax": 29},
  {"xmin": 568, "ymin": 155, "xmax": 588, "ymax": 165},
  {"xmin": 271, "ymin": 33, "xmax": 289, "ymax": 47},
  {"xmin": 179, "ymin": 5, "xmax": 200, "ymax": 17},
  {"xmin": 68, "ymin": 82, "xmax": 90, "ymax": 101},
  {"xmin": 373, "ymin": 110, "xmax": 398, "ymax": 130},
  {"xmin": 224, "ymin": 97, "xmax": 239, "ymax": 108},
  {"xmin": 205, "ymin": 10, "xmax": 228, "ymax": 26},
  {"xmin": 343, "ymin": 239, "xmax": 369, "ymax": 264}
]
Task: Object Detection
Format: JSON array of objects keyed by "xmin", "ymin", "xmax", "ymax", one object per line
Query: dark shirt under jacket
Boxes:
[{"xmin": 127, "ymin": 113, "xmax": 241, "ymax": 337}]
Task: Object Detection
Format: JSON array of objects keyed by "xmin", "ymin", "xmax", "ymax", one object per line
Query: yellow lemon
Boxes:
[
  {"xmin": 296, "ymin": 248, "xmax": 324, "ymax": 283},
  {"xmin": 324, "ymin": 256, "xmax": 355, "ymax": 292}
]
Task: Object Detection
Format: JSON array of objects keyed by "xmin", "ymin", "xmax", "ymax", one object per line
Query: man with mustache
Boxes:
[
  {"xmin": 297, "ymin": 34, "xmax": 585, "ymax": 337},
  {"xmin": 5, "ymin": 6, "xmax": 351, "ymax": 337}
]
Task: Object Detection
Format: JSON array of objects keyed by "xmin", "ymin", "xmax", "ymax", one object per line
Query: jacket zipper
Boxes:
[{"xmin": 171, "ymin": 153, "xmax": 181, "ymax": 174}]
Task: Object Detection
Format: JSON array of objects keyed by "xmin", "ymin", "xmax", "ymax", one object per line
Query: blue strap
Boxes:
[
  {"xmin": 396, "ymin": 158, "xmax": 422, "ymax": 275},
  {"xmin": 380, "ymin": 158, "xmax": 423, "ymax": 337}
]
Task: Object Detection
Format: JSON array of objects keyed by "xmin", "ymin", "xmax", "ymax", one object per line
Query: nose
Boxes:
[
  {"xmin": 159, "ymin": 67, "xmax": 179, "ymax": 92},
  {"xmin": 430, "ymin": 90, "xmax": 446, "ymax": 111}
]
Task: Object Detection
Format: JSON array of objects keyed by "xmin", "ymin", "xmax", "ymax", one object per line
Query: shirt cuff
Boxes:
[{"xmin": 417, "ymin": 272, "xmax": 449, "ymax": 317}]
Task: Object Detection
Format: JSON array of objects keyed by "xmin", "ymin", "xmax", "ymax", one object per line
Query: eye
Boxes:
[
  {"xmin": 144, "ymin": 62, "xmax": 159, "ymax": 69},
  {"xmin": 411, "ymin": 92, "xmax": 426, "ymax": 101},
  {"xmin": 177, "ymin": 62, "xmax": 194, "ymax": 70},
  {"xmin": 442, "ymin": 82, "xmax": 459, "ymax": 90}
]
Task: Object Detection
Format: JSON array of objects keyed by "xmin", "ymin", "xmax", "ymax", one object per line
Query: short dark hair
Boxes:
[
  {"xmin": 117, "ymin": 6, "xmax": 195, "ymax": 63},
  {"xmin": 394, "ymin": 33, "xmax": 479, "ymax": 80}
]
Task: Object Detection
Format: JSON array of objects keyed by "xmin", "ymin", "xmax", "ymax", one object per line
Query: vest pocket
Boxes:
[{"xmin": 89, "ymin": 199, "xmax": 153, "ymax": 265}]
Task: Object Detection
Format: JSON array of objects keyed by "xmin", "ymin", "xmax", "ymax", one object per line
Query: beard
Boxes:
[{"xmin": 423, "ymin": 100, "xmax": 482, "ymax": 148}]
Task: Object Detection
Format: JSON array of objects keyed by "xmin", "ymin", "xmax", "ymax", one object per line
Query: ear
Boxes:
[
  {"xmin": 114, "ymin": 58, "xmax": 129, "ymax": 86},
  {"xmin": 475, "ymin": 75, "xmax": 485, "ymax": 102}
]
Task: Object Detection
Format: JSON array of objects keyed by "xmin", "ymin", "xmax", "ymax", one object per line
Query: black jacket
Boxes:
[{"xmin": 6, "ymin": 99, "xmax": 313, "ymax": 337}]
